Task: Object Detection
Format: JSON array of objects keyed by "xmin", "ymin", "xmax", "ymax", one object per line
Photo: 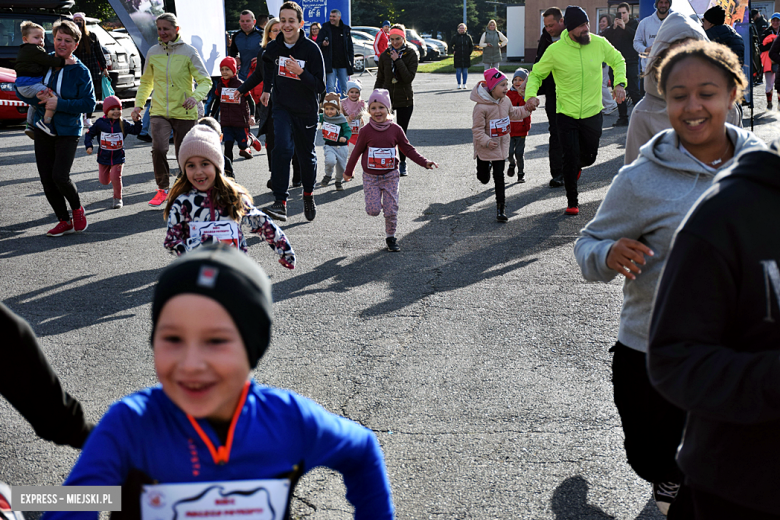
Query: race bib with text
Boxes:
[
  {"xmin": 100, "ymin": 132, "xmax": 124, "ymax": 151},
  {"xmin": 489, "ymin": 117, "xmax": 510, "ymax": 138},
  {"xmin": 221, "ymin": 88, "xmax": 239, "ymax": 104},
  {"xmin": 278, "ymin": 57, "xmax": 305, "ymax": 80},
  {"xmin": 321, "ymin": 122, "xmax": 340, "ymax": 141},
  {"xmin": 367, "ymin": 147, "xmax": 396, "ymax": 170},
  {"xmin": 188, "ymin": 221, "xmax": 240, "ymax": 249}
]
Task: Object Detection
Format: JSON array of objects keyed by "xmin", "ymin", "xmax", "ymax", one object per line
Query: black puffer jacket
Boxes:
[
  {"xmin": 534, "ymin": 29, "xmax": 556, "ymax": 97},
  {"xmin": 374, "ymin": 46, "xmax": 418, "ymax": 108},
  {"xmin": 706, "ymin": 24, "xmax": 745, "ymax": 63},
  {"xmin": 450, "ymin": 32, "xmax": 474, "ymax": 69}
]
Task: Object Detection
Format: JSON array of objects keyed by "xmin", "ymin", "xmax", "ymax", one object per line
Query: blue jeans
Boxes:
[
  {"xmin": 326, "ymin": 68, "xmax": 349, "ymax": 94},
  {"xmin": 272, "ymin": 106, "xmax": 318, "ymax": 201},
  {"xmin": 141, "ymin": 99, "xmax": 151, "ymax": 136},
  {"xmin": 455, "ymin": 67, "xmax": 468, "ymax": 85}
]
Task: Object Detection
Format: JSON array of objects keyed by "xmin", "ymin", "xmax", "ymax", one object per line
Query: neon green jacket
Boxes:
[
  {"xmin": 135, "ymin": 35, "xmax": 212, "ymax": 120},
  {"xmin": 526, "ymin": 30, "xmax": 626, "ymax": 120}
]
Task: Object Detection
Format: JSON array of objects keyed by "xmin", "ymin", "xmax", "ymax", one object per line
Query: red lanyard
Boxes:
[{"xmin": 186, "ymin": 380, "xmax": 250, "ymax": 466}]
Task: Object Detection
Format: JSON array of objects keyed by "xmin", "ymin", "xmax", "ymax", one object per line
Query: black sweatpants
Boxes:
[
  {"xmin": 394, "ymin": 105, "xmax": 414, "ymax": 164},
  {"xmin": 544, "ymin": 92, "xmax": 563, "ymax": 179},
  {"xmin": 610, "ymin": 342, "xmax": 686, "ymax": 485},
  {"xmin": 34, "ymin": 131, "xmax": 81, "ymax": 222},
  {"xmin": 476, "ymin": 158, "xmax": 505, "ymax": 204},
  {"xmin": 0, "ymin": 302, "xmax": 91, "ymax": 449},
  {"xmin": 557, "ymin": 112, "xmax": 603, "ymax": 207},
  {"xmin": 688, "ymin": 485, "xmax": 780, "ymax": 519}
]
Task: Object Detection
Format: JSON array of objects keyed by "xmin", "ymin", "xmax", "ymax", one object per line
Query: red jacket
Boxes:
[{"xmin": 506, "ymin": 89, "xmax": 531, "ymax": 137}]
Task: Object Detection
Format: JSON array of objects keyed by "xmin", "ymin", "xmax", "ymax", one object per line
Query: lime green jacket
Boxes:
[
  {"xmin": 526, "ymin": 30, "xmax": 626, "ymax": 120},
  {"xmin": 135, "ymin": 35, "xmax": 212, "ymax": 120}
]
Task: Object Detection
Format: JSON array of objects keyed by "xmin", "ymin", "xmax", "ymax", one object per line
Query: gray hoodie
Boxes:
[{"xmin": 574, "ymin": 124, "xmax": 765, "ymax": 352}]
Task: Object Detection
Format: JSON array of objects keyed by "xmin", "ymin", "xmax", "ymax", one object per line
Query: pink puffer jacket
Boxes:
[{"xmin": 471, "ymin": 81, "xmax": 532, "ymax": 161}]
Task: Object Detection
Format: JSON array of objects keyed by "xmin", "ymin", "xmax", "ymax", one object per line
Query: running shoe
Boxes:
[
  {"xmin": 35, "ymin": 119, "xmax": 56, "ymax": 136},
  {"xmin": 46, "ymin": 219, "xmax": 74, "ymax": 236},
  {"xmin": 265, "ymin": 200, "xmax": 287, "ymax": 222},
  {"xmin": 303, "ymin": 195, "xmax": 316, "ymax": 221},
  {"xmin": 148, "ymin": 189, "xmax": 168, "ymax": 207},
  {"xmin": 72, "ymin": 206, "xmax": 87, "ymax": 232},
  {"xmin": 565, "ymin": 206, "xmax": 579, "ymax": 216},
  {"xmin": 386, "ymin": 236, "xmax": 400, "ymax": 252}
]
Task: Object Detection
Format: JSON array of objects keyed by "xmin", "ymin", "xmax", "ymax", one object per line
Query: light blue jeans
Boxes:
[
  {"xmin": 455, "ymin": 67, "xmax": 468, "ymax": 86},
  {"xmin": 327, "ymin": 68, "xmax": 349, "ymax": 95}
]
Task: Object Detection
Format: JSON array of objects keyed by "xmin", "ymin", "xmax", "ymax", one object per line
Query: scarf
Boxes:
[
  {"xmin": 322, "ymin": 113, "xmax": 348, "ymax": 125},
  {"xmin": 341, "ymin": 97, "xmax": 365, "ymax": 118},
  {"xmin": 390, "ymin": 44, "xmax": 408, "ymax": 78},
  {"xmin": 369, "ymin": 117, "xmax": 393, "ymax": 132}
]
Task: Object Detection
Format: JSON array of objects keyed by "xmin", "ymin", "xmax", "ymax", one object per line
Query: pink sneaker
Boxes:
[
  {"xmin": 148, "ymin": 189, "xmax": 168, "ymax": 207},
  {"xmin": 46, "ymin": 220, "xmax": 74, "ymax": 237},
  {"xmin": 72, "ymin": 206, "xmax": 88, "ymax": 232}
]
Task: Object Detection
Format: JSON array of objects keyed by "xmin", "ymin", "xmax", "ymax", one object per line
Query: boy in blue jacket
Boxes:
[{"xmin": 44, "ymin": 245, "xmax": 395, "ymax": 520}]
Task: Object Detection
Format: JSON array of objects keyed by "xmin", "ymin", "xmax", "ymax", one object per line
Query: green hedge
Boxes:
[{"xmin": 417, "ymin": 51, "xmax": 532, "ymax": 74}]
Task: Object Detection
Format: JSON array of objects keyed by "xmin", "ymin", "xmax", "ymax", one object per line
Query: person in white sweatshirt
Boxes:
[
  {"xmin": 574, "ymin": 41, "xmax": 765, "ymax": 517},
  {"xmin": 634, "ymin": 0, "xmax": 672, "ymax": 91}
]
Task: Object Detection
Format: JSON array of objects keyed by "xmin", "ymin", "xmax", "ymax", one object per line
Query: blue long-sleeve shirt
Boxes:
[
  {"xmin": 15, "ymin": 56, "xmax": 95, "ymax": 136},
  {"xmin": 43, "ymin": 381, "xmax": 394, "ymax": 520}
]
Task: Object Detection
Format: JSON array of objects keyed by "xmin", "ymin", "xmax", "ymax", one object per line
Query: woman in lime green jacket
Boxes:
[{"xmin": 132, "ymin": 13, "xmax": 212, "ymax": 207}]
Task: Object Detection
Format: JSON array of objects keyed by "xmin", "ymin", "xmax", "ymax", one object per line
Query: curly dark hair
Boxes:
[{"xmin": 657, "ymin": 40, "xmax": 746, "ymax": 101}]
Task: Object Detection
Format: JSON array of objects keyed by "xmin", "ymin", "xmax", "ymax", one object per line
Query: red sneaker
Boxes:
[
  {"xmin": 577, "ymin": 169, "xmax": 582, "ymax": 180},
  {"xmin": 72, "ymin": 206, "xmax": 88, "ymax": 232},
  {"xmin": 46, "ymin": 219, "xmax": 74, "ymax": 236},
  {"xmin": 251, "ymin": 137, "xmax": 263, "ymax": 151},
  {"xmin": 565, "ymin": 206, "xmax": 580, "ymax": 216},
  {"xmin": 148, "ymin": 189, "xmax": 168, "ymax": 207}
]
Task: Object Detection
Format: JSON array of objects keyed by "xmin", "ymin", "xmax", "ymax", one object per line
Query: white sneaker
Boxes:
[
  {"xmin": 83, "ymin": 114, "xmax": 92, "ymax": 128},
  {"xmin": 113, "ymin": 198, "xmax": 123, "ymax": 209}
]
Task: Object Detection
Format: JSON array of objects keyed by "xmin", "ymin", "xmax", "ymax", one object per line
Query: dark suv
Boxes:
[{"xmin": 0, "ymin": 0, "xmax": 73, "ymax": 70}]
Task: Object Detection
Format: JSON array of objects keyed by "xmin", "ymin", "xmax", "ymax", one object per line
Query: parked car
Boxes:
[
  {"xmin": 110, "ymin": 29, "xmax": 141, "ymax": 88},
  {"xmin": 0, "ymin": 66, "xmax": 26, "ymax": 125},
  {"xmin": 424, "ymin": 38, "xmax": 447, "ymax": 57},
  {"xmin": 351, "ymin": 30, "xmax": 374, "ymax": 45},
  {"xmin": 352, "ymin": 26, "xmax": 380, "ymax": 38},
  {"xmin": 405, "ymin": 29, "xmax": 428, "ymax": 61},
  {"xmin": 351, "ymin": 37, "xmax": 376, "ymax": 72},
  {"xmin": 0, "ymin": 0, "xmax": 72, "ymax": 70},
  {"xmin": 83, "ymin": 17, "xmax": 134, "ymax": 93}
]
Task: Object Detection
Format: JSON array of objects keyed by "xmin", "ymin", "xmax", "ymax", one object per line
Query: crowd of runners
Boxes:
[{"xmin": 4, "ymin": 0, "xmax": 780, "ymax": 518}]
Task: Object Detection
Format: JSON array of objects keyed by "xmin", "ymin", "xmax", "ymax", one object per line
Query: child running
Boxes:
[
  {"xmin": 84, "ymin": 95, "xmax": 142, "ymax": 209},
  {"xmin": 41, "ymin": 244, "xmax": 395, "ymax": 520},
  {"xmin": 319, "ymin": 93, "xmax": 351, "ymax": 191},
  {"xmin": 342, "ymin": 79, "xmax": 367, "ymax": 153},
  {"xmin": 344, "ymin": 89, "xmax": 438, "ymax": 252},
  {"xmin": 212, "ymin": 57, "xmax": 256, "ymax": 164},
  {"xmin": 471, "ymin": 68, "xmax": 534, "ymax": 222},
  {"xmin": 14, "ymin": 21, "xmax": 76, "ymax": 138},
  {"xmin": 163, "ymin": 125, "xmax": 296, "ymax": 269},
  {"xmin": 506, "ymin": 68, "xmax": 531, "ymax": 183}
]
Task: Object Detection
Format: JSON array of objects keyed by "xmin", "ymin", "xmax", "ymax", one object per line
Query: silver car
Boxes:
[
  {"xmin": 83, "ymin": 17, "xmax": 134, "ymax": 92},
  {"xmin": 110, "ymin": 30, "xmax": 142, "ymax": 88}
]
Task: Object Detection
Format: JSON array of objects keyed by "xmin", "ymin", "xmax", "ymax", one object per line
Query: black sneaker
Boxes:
[
  {"xmin": 320, "ymin": 175, "xmax": 331, "ymax": 187},
  {"xmin": 549, "ymin": 175, "xmax": 564, "ymax": 188},
  {"xmin": 614, "ymin": 117, "xmax": 629, "ymax": 127},
  {"xmin": 507, "ymin": 164, "xmax": 515, "ymax": 177},
  {"xmin": 303, "ymin": 195, "xmax": 316, "ymax": 221},
  {"xmin": 292, "ymin": 181, "xmax": 302, "ymax": 188},
  {"xmin": 653, "ymin": 482, "xmax": 680, "ymax": 516},
  {"xmin": 137, "ymin": 133, "xmax": 152, "ymax": 142},
  {"xmin": 399, "ymin": 162, "xmax": 408, "ymax": 176},
  {"xmin": 386, "ymin": 236, "xmax": 400, "ymax": 252},
  {"xmin": 517, "ymin": 173, "xmax": 526, "ymax": 183},
  {"xmin": 265, "ymin": 200, "xmax": 287, "ymax": 222},
  {"xmin": 335, "ymin": 180, "xmax": 343, "ymax": 191},
  {"xmin": 35, "ymin": 119, "xmax": 56, "ymax": 136}
]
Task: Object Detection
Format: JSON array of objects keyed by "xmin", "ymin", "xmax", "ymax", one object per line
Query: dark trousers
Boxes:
[
  {"xmin": 508, "ymin": 136, "xmax": 526, "ymax": 174},
  {"xmin": 689, "ymin": 485, "xmax": 780, "ymax": 520},
  {"xmin": 611, "ymin": 342, "xmax": 686, "ymax": 485},
  {"xmin": 544, "ymin": 92, "xmax": 563, "ymax": 179},
  {"xmin": 272, "ymin": 106, "xmax": 317, "ymax": 200},
  {"xmin": 394, "ymin": 105, "xmax": 414, "ymax": 164},
  {"xmin": 476, "ymin": 158, "xmax": 505, "ymax": 203},
  {"xmin": 611, "ymin": 61, "xmax": 640, "ymax": 119},
  {"xmin": 557, "ymin": 112, "xmax": 603, "ymax": 207},
  {"xmin": 34, "ymin": 131, "xmax": 80, "ymax": 222},
  {"xmin": 264, "ymin": 110, "xmax": 300, "ymax": 185}
]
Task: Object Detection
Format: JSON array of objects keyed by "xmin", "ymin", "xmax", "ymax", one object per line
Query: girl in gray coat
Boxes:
[{"xmin": 574, "ymin": 41, "xmax": 764, "ymax": 516}]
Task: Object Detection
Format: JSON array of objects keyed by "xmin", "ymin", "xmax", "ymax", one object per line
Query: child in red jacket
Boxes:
[{"xmin": 506, "ymin": 68, "xmax": 531, "ymax": 182}]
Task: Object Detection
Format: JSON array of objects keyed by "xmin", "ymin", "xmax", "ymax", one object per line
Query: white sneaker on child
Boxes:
[{"xmin": 113, "ymin": 198, "xmax": 123, "ymax": 209}]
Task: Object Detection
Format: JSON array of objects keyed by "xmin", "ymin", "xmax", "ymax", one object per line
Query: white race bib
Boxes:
[
  {"xmin": 278, "ymin": 57, "xmax": 305, "ymax": 80},
  {"xmin": 321, "ymin": 122, "xmax": 340, "ymax": 141},
  {"xmin": 141, "ymin": 479, "xmax": 290, "ymax": 520},
  {"xmin": 100, "ymin": 132, "xmax": 124, "ymax": 151},
  {"xmin": 349, "ymin": 119, "xmax": 360, "ymax": 134},
  {"xmin": 489, "ymin": 117, "xmax": 510, "ymax": 138},
  {"xmin": 367, "ymin": 147, "xmax": 396, "ymax": 170},
  {"xmin": 188, "ymin": 221, "xmax": 240, "ymax": 249},
  {"xmin": 221, "ymin": 88, "xmax": 239, "ymax": 104}
]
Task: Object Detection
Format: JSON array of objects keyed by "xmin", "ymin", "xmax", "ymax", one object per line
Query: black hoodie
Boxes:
[
  {"xmin": 648, "ymin": 146, "xmax": 780, "ymax": 513},
  {"xmin": 239, "ymin": 29, "xmax": 325, "ymax": 119}
]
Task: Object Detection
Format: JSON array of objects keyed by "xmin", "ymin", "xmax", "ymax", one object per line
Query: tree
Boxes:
[
  {"xmin": 73, "ymin": 0, "xmax": 118, "ymax": 25},
  {"xmin": 225, "ymin": 0, "xmax": 268, "ymax": 31},
  {"xmin": 352, "ymin": 0, "xmax": 402, "ymax": 26}
]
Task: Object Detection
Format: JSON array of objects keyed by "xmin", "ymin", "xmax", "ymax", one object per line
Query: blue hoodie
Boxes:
[
  {"xmin": 15, "ymin": 56, "xmax": 96, "ymax": 137},
  {"xmin": 84, "ymin": 116, "xmax": 143, "ymax": 166}
]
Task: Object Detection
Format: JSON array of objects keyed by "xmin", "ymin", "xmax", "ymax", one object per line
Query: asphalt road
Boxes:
[{"xmin": 1, "ymin": 73, "xmax": 778, "ymax": 520}]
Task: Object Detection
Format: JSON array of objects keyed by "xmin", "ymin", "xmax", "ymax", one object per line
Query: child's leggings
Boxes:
[
  {"xmin": 476, "ymin": 158, "xmax": 505, "ymax": 203},
  {"xmin": 323, "ymin": 145, "xmax": 348, "ymax": 181},
  {"xmin": 363, "ymin": 170, "xmax": 400, "ymax": 236},
  {"xmin": 98, "ymin": 163, "xmax": 123, "ymax": 199}
]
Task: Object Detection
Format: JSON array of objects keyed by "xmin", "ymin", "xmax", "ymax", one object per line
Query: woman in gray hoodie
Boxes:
[{"xmin": 574, "ymin": 41, "xmax": 765, "ymax": 516}]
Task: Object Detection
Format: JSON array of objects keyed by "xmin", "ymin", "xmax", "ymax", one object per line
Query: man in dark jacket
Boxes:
[
  {"xmin": 602, "ymin": 2, "xmax": 640, "ymax": 126},
  {"xmin": 537, "ymin": 7, "xmax": 566, "ymax": 187},
  {"xmin": 648, "ymin": 142, "xmax": 780, "ymax": 518},
  {"xmin": 318, "ymin": 9, "xmax": 354, "ymax": 94},
  {"xmin": 229, "ymin": 10, "xmax": 264, "ymax": 81},
  {"xmin": 703, "ymin": 5, "xmax": 745, "ymax": 64}
]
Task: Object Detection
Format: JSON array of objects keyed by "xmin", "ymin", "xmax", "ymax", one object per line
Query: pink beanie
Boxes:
[
  {"xmin": 178, "ymin": 125, "xmax": 225, "ymax": 177},
  {"xmin": 102, "ymin": 95, "xmax": 121, "ymax": 115},
  {"xmin": 368, "ymin": 88, "xmax": 392, "ymax": 112},
  {"xmin": 484, "ymin": 68, "xmax": 508, "ymax": 92}
]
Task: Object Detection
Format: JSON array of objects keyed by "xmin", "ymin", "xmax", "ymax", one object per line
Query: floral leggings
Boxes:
[{"xmin": 363, "ymin": 169, "xmax": 400, "ymax": 236}]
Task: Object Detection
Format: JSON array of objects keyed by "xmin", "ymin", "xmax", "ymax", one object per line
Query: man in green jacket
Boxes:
[{"xmin": 526, "ymin": 5, "xmax": 626, "ymax": 215}]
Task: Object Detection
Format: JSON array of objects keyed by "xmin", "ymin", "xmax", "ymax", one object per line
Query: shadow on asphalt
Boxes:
[{"xmin": 551, "ymin": 476, "xmax": 666, "ymax": 519}]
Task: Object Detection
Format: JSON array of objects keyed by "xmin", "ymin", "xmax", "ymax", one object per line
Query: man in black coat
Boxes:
[
  {"xmin": 537, "ymin": 7, "xmax": 566, "ymax": 187},
  {"xmin": 703, "ymin": 5, "xmax": 745, "ymax": 64},
  {"xmin": 317, "ymin": 9, "xmax": 354, "ymax": 95},
  {"xmin": 602, "ymin": 2, "xmax": 640, "ymax": 126}
]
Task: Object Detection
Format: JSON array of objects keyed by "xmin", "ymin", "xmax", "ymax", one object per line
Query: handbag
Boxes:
[{"xmin": 101, "ymin": 74, "xmax": 115, "ymax": 99}]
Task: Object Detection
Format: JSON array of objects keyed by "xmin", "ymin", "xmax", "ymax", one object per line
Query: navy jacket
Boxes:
[
  {"xmin": 84, "ymin": 116, "xmax": 142, "ymax": 165},
  {"xmin": 229, "ymin": 26, "xmax": 263, "ymax": 80},
  {"xmin": 240, "ymin": 30, "xmax": 325, "ymax": 119},
  {"xmin": 706, "ymin": 24, "xmax": 745, "ymax": 64},
  {"xmin": 317, "ymin": 21, "xmax": 354, "ymax": 74}
]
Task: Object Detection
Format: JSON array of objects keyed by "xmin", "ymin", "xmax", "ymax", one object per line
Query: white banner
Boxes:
[
  {"xmin": 266, "ymin": 0, "xmax": 284, "ymax": 17},
  {"xmin": 174, "ymin": 0, "xmax": 226, "ymax": 77}
]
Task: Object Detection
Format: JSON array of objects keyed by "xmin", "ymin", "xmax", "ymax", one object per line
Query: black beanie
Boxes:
[
  {"xmin": 151, "ymin": 244, "xmax": 273, "ymax": 368},
  {"xmin": 565, "ymin": 5, "xmax": 589, "ymax": 32},
  {"xmin": 704, "ymin": 5, "xmax": 726, "ymax": 25}
]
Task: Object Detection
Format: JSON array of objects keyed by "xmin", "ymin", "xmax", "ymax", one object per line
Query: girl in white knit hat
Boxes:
[{"xmin": 163, "ymin": 125, "xmax": 296, "ymax": 269}]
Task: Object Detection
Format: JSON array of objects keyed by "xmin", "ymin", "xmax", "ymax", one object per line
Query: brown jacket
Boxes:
[
  {"xmin": 374, "ymin": 46, "xmax": 418, "ymax": 108},
  {"xmin": 471, "ymin": 82, "xmax": 532, "ymax": 161}
]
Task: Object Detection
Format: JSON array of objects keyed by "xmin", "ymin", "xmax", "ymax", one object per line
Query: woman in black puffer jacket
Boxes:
[
  {"xmin": 450, "ymin": 23, "xmax": 474, "ymax": 89},
  {"xmin": 374, "ymin": 23, "xmax": 418, "ymax": 176}
]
